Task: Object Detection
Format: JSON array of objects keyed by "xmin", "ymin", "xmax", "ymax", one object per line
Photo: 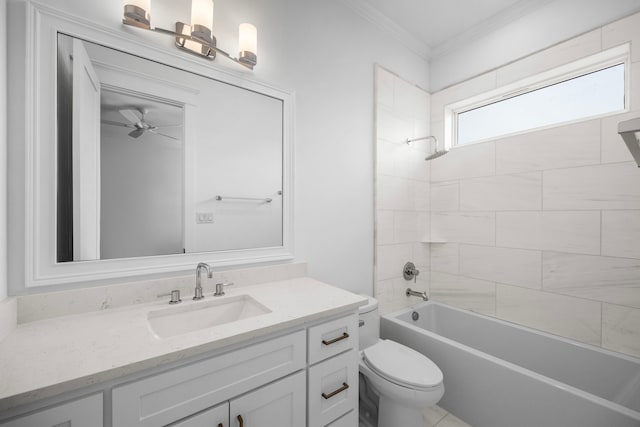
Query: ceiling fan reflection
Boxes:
[{"xmin": 102, "ymin": 107, "xmax": 181, "ymax": 141}]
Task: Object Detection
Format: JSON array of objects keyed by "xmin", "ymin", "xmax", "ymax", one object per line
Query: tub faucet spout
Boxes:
[{"xmin": 406, "ymin": 288, "xmax": 428, "ymax": 301}]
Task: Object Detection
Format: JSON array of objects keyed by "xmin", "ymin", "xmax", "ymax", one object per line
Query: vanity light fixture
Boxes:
[{"xmin": 122, "ymin": 0, "xmax": 258, "ymax": 70}]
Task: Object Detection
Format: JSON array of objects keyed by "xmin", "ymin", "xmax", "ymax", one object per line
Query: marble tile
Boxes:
[
  {"xmin": 375, "ymin": 66, "xmax": 395, "ymax": 109},
  {"xmin": 395, "ymin": 76, "xmax": 430, "ymax": 122},
  {"xmin": 394, "ymin": 211, "xmax": 429, "ymax": 243},
  {"xmin": 496, "ymin": 284, "xmax": 602, "ymax": 346},
  {"xmin": 375, "ymin": 210, "xmax": 394, "ymax": 245},
  {"xmin": 376, "ymin": 175, "xmax": 412, "ymax": 211},
  {"xmin": 377, "ymin": 106, "xmax": 413, "ymax": 144},
  {"xmin": 412, "ymin": 180, "xmax": 430, "ymax": 211},
  {"xmin": 375, "ymin": 278, "xmax": 395, "ymax": 316},
  {"xmin": 602, "ymin": 304, "xmax": 640, "ymax": 358},
  {"xmin": 543, "ymin": 252, "xmax": 640, "ymax": 289},
  {"xmin": 460, "ymin": 245, "xmax": 542, "ymax": 289},
  {"xmin": 459, "ymin": 172, "xmax": 542, "ymax": 211},
  {"xmin": 496, "ymin": 30, "xmax": 602, "ymax": 86},
  {"xmin": 431, "ymin": 71, "xmax": 497, "ymax": 123},
  {"xmin": 376, "ymin": 140, "xmax": 404, "ymax": 178},
  {"xmin": 543, "ymin": 162, "xmax": 640, "ymax": 210},
  {"xmin": 431, "ymin": 212, "xmax": 495, "ymax": 245},
  {"xmin": 602, "ymin": 211, "xmax": 640, "ymax": 259},
  {"xmin": 495, "ymin": 120, "xmax": 601, "ymax": 174},
  {"xmin": 496, "ymin": 211, "xmax": 600, "ymax": 255},
  {"xmin": 431, "ymin": 272, "xmax": 496, "ymax": 316},
  {"xmin": 543, "ymin": 252, "xmax": 640, "ymax": 308},
  {"xmin": 376, "ymin": 244, "xmax": 413, "ymax": 281},
  {"xmin": 423, "ymin": 405, "xmax": 448, "ymax": 427},
  {"xmin": 602, "ymin": 11, "xmax": 640, "ymax": 63},
  {"xmin": 601, "ymin": 111, "xmax": 639, "ymax": 164},
  {"xmin": 407, "ymin": 148, "xmax": 430, "ymax": 182},
  {"xmin": 435, "ymin": 413, "xmax": 473, "ymax": 427},
  {"xmin": 630, "ymin": 62, "xmax": 640, "ymax": 112},
  {"xmin": 413, "ymin": 242, "xmax": 431, "ymax": 271},
  {"xmin": 429, "ymin": 120, "xmax": 445, "ymax": 151},
  {"xmin": 430, "ymin": 243, "xmax": 459, "ymax": 274},
  {"xmin": 430, "ymin": 181, "xmax": 459, "ymax": 211},
  {"xmin": 431, "ymin": 142, "xmax": 495, "ymax": 182}
]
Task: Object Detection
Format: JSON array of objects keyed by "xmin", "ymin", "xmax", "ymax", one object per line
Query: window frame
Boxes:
[{"xmin": 444, "ymin": 44, "xmax": 631, "ymax": 150}]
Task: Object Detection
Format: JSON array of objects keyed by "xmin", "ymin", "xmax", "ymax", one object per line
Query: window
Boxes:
[{"xmin": 448, "ymin": 45, "xmax": 629, "ymax": 147}]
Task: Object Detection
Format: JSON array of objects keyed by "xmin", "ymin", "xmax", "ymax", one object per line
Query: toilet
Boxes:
[{"xmin": 358, "ymin": 296, "xmax": 444, "ymax": 427}]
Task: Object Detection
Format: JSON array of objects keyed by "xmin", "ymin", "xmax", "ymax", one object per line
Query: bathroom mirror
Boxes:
[
  {"xmin": 8, "ymin": 3, "xmax": 293, "ymax": 289},
  {"xmin": 57, "ymin": 34, "xmax": 283, "ymax": 262}
]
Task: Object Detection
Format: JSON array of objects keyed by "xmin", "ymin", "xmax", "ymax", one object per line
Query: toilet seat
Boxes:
[{"xmin": 363, "ymin": 339, "xmax": 443, "ymax": 390}]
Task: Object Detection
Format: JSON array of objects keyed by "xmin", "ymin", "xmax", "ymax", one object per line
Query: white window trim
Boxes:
[{"xmin": 444, "ymin": 43, "xmax": 631, "ymax": 150}]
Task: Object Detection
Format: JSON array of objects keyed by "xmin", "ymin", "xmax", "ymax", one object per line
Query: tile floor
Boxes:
[{"xmin": 423, "ymin": 405, "xmax": 472, "ymax": 427}]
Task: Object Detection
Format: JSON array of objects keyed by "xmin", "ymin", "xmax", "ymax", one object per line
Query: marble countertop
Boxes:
[{"xmin": 0, "ymin": 278, "xmax": 367, "ymax": 412}]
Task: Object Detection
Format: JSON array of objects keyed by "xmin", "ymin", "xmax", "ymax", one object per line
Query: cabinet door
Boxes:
[
  {"xmin": 308, "ymin": 350, "xmax": 358, "ymax": 427},
  {"xmin": 229, "ymin": 371, "xmax": 305, "ymax": 427},
  {"xmin": 0, "ymin": 394, "xmax": 102, "ymax": 427},
  {"xmin": 170, "ymin": 402, "xmax": 228, "ymax": 427}
]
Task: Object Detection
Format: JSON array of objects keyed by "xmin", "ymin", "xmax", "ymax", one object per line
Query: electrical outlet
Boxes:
[{"xmin": 196, "ymin": 212, "xmax": 214, "ymax": 224}]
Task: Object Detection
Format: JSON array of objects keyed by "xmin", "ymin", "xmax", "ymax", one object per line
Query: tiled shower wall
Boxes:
[
  {"xmin": 428, "ymin": 12, "xmax": 640, "ymax": 358},
  {"xmin": 374, "ymin": 66, "xmax": 431, "ymax": 315}
]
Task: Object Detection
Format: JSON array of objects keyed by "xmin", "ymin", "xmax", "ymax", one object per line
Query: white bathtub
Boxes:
[{"xmin": 381, "ymin": 301, "xmax": 640, "ymax": 427}]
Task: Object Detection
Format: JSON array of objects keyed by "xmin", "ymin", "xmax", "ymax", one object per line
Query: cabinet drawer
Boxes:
[
  {"xmin": 0, "ymin": 394, "xmax": 103, "ymax": 427},
  {"xmin": 308, "ymin": 350, "xmax": 358, "ymax": 427},
  {"xmin": 308, "ymin": 314, "xmax": 358, "ymax": 365},
  {"xmin": 113, "ymin": 330, "xmax": 305, "ymax": 427},
  {"xmin": 170, "ymin": 402, "xmax": 228, "ymax": 427},
  {"xmin": 326, "ymin": 410, "xmax": 357, "ymax": 427}
]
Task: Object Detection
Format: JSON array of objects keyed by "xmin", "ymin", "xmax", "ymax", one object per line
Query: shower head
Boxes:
[
  {"xmin": 618, "ymin": 117, "xmax": 640, "ymax": 167},
  {"xmin": 425, "ymin": 150, "xmax": 448, "ymax": 161}
]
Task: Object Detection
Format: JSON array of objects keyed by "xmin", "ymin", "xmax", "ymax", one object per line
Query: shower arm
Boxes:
[{"xmin": 405, "ymin": 135, "xmax": 437, "ymax": 145}]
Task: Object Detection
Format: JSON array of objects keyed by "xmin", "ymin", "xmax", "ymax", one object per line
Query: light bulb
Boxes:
[
  {"xmin": 238, "ymin": 23, "xmax": 257, "ymax": 55},
  {"xmin": 191, "ymin": 0, "xmax": 214, "ymax": 31}
]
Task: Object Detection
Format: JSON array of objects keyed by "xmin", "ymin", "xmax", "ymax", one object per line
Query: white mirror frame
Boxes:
[{"xmin": 8, "ymin": 1, "xmax": 295, "ymax": 291}]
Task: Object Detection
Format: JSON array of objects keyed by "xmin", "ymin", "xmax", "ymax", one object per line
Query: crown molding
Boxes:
[
  {"xmin": 429, "ymin": 0, "xmax": 554, "ymax": 59},
  {"xmin": 340, "ymin": 0, "xmax": 431, "ymax": 60}
]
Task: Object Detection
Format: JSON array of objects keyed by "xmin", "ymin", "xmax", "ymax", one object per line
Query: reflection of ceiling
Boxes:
[{"xmin": 100, "ymin": 89, "xmax": 183, "ymax": 141}]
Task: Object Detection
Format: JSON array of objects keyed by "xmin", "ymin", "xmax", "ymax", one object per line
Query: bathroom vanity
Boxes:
[{"xmin": 0, "ymin": 278, "xmax": 365, "ymax": 427}]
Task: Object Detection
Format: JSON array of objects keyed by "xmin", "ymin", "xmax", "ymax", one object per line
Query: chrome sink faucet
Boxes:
[{"xmin": 194, "ymin": 262, "xmax": 213, "ymax": 300}]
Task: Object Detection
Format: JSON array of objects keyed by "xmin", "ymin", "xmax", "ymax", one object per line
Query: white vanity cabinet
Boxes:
[
  {"xmin": 171, "ymin": 372, "xmax": 305, "ymax": 427},
  {"xmin": 0, "ymin": 394, "xmax": 103, "ymax": 427},
  {"xmin": 307, "ymin": 315, "xmax": 359, "ymax": 427},
  {"xmin": 112, "ymin": 331, "xmax": 306, "ymax": 427}
]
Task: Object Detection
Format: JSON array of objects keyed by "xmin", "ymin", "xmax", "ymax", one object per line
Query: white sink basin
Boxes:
[{"xmin": 148, "ymin": 295, "xmax": 271, "ymax": 338}]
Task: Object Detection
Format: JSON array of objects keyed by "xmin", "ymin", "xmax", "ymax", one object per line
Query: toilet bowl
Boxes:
[{"xmin": 358, "ymin": 296, "xmax": 444, "ymax": 427}]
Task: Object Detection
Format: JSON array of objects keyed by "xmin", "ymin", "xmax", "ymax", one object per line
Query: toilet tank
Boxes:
[{"xmin": 359, "ymin": 295, "xmax": 380, "ymax": 350}]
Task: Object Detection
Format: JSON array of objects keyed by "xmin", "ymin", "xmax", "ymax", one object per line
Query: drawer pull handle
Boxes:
[
  {"xmin": 237, "ymin": 414, "xmax": 244, "ymax": 427},
  {"xmin": 322, "ymin": 382, "xmax": 350, "ymax": 399},
  {"xmin": 322, "ymin": 332, "xmax": 349, "ymax": 346}
]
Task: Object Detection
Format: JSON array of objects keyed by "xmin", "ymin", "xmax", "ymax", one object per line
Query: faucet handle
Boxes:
[
  {"xmin": 158, "ymin": 289, "xmax": 182, "ymax": 304},
  {"xmin": 214, "ymin": 282, "xmax": 234, "ymax": 297}
]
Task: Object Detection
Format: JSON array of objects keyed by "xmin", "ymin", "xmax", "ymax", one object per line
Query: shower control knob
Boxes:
[{"xmin": 403, "ymin": 261, "xmax": 420, "ymax": 283}]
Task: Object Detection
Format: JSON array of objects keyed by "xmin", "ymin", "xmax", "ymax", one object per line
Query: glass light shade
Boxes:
[
  {"xmin": 125, "ymin": 0, "xmax": 150, "ymax": 15},
  {"xmin": 191, "ymin": 0, "xmax": 214, "ymax": 30},
  {"xmin": 238, "ymin": 23, "xmax": 257, "ymax": 55}
]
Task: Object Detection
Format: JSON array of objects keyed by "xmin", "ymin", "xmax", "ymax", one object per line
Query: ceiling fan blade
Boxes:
[
  {"xmin": 149, "ymin": 129, "xmax": 179, "ymax": 141},
  {"xmin": 154, "ymin": 124, "xmax": 183, "ymax": 129},
  {"xmin": 119, "ymin": 109, "xmax": 141, "ymax": 125},
  {"xmin": 128, "ymin": 128, "xmax": 145, "ymax": 138},
  {"xmin": 101, "ymin": 120, "xmax": 134, "ymax": 128}
]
